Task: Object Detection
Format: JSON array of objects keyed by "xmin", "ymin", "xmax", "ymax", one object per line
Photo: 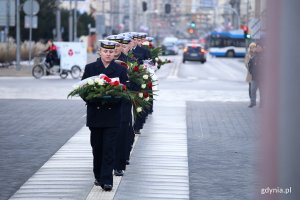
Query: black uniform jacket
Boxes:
[
  {"xmin": 82, "ymin": 58, "xmax": 128, "ymax": 128},
  {"xmin": 115, "ymin": 52, "xmax": 134, "ymax": 123},
  {"xmin": 116, "ymin": 52, "xmax": 129, "ymax": 63},
  {"xmin": 132, "ymin": 45, "xmax": 151, "ymax": 64}
]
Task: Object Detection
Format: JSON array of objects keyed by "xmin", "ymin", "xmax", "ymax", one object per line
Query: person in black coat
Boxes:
[
  {"xmin": 132, "ymin": 33, "xmax": 152, "ymax": 134},
  {"xmin": 132, "ymin": 33, "xmax": 151, "ymax": 64},
  {"xmin": 81, "ymin": 40, "xmax": 128, "ymax": 191},
  {"xmin": 248, "ymin": 42, "xmax": 263, "ymax": 108},
  {"xmin": 106, "ymin": 35, "xmax": 133, "ymax": 175}
]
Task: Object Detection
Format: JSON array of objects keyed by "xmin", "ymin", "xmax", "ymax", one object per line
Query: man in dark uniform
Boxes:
[
  {"xmin": 132, "ymin": 33, "xmax": 152, "ymax": 134},
  {"xmin": 118, "ymin": 34, "xmax": 135, "ymax": 63},
  {"xmin": 106, "ymin": 34, "xmax": 133, "ymax": 176},
  {"xmin": 81, "ymin": 40, "xmax": 128, "ymax": 191},
  {"xmin": 106, "ymin": 35, "xmax": 128, "ymax": 62},
  {"xmin": 132, "ymin": 33, "xmax": 151, "ymax": 64}
]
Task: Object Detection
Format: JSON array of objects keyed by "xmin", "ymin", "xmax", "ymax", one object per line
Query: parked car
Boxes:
[
  {"xmin": 161, "ymin": 43, "xmax": 179, "ymax": 55},
  {"xmin": 182, "ymin": 43, "xmax": 207, "ymax": 63}
]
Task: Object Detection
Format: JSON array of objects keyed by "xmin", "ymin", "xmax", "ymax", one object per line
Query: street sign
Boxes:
[
  {"xmin": 0, "ymin": 0, "xmax": 15, "ymax": 26},
  {"xmin": 25, "ymin": 15, "xmax": 38, "ymax": 29},
  {"xmin": 249, "ymin": 18, "xmax": 261, "ymax": 39},
  {"xmin": 23, "ymin": 0, "xmax": 40, "ymax": 15}
]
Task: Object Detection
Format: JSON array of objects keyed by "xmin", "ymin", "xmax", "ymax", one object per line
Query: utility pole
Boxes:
[
  {"xmin": 129, "ymin": 0, "xmax": 133, "ymax": 31},
  {"xmin": 5, "ymin": 0, "xmax": 10, "ymax": 42},
  {"xmin": 16, "ymin": 0, "xmax": 21, "ymax": 70},
  {"xmin": 246, "ymin": 0, "xmax": 249, "ymax": 26},
  {"xmin": 28, "ymin": 0, "xmax": 33, "ymax": 64},
  {"xmin": 74, "ymin": 0, "xmax": 78, "ymax": 41},
  {"xmin": 56, "ymin": 0, "xmax": 61, "ymax": 41},
  {"xmin": 68, "ymin": 0, "xmax": 73, "ymax": 41}
]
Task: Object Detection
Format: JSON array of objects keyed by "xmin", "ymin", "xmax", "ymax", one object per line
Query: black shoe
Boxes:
[
  {"xmin": 101, "ymin": 184, "xmax": 113, "ymax": 191},
  {"xmin": 114, "ymin": 170, "xmax": 124, "ymax": 176},
  {"xmin": 94, "ymin": 179, "xmax": 101, "ymax": 186},
  {"xmin": 248, "ymin": 103, "xmax": 256, "ymax": 108},
  {"xmin": 126, "ymin": 160, "xmax": 130, "ymax": 165}
]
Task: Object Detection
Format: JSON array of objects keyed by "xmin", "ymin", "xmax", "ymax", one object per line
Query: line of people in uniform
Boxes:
[{"xmin": 81, "ymin": 32, "xmax": 154, "ymax": 191}]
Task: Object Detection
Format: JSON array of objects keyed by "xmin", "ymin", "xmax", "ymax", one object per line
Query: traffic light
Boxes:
[
  {"xmin": 187, "ymin": 28, "xmax": 195, "ymax": 34},
  {"xmin": 190, "ymin": 21, "xmax": 196, "ymax": 28},
  {"xmin": 142, "ymin": 1, "xmax": 147, "ymax": 12},
  {"xmin": 165, "ymin": 3, "xmax": 171, "ymax": 14},
  {"xmin": 241, "ymin": 25, "xmax": 250, "ymax": 39}
]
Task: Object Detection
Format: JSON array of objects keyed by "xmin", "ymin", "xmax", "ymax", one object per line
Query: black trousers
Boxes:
[
  {"xmin": 89, "ymin": 127, "xmax": 119, "ymax": 185},
  {"xmin": 114, "ymin": 122, "xmax": 132, "ymax": 170},
  {"xmin": 134, "ymin": 112, "xmax": 147, "ymax": 131},
  {"xmin": 126, "ymin": 121, "xmax": 135, "ymax": 161}
]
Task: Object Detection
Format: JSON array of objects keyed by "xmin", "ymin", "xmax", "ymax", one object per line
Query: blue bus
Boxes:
[{"xmin": 207, "ymin": 30, "xmax": 246, "ymax": 57}]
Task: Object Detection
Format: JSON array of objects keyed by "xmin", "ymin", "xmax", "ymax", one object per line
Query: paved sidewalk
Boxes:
[
  {"xmin": 114, "ymin": 103, "xmax": 189, "ymax": 199},
  {"xmin": 9, "ymin": 98, "xmax": 189, "ymax": 200},
  {"xmin": 187, "ymin": 102, "xmax": 258, "ymax": 200}
]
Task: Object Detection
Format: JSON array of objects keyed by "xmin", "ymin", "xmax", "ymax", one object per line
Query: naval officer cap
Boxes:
[
  {"xmin": 122, "ymin": 37, "xmax": 132, "ymax": 44},
  {"xmin": 146, "ymin": 37, "xmax": 154, "ymax": 42},
  {"xmin": 106, "ymin": 35, "xmax": 124, "ymax": 43},
  {"xmin": 98, "ymin": 40, "xmax": 118, "ymax": 49},
  {"xmin": 139, "ymin": 32, "xmax": 148, "ymax": 38},
  {"xmin": 130, "ymin": 32, "xmax": 140, "ymax": 39},
  {"xmin": 118, "ymin": 33, "xmax": 132, "ymax": 44}
]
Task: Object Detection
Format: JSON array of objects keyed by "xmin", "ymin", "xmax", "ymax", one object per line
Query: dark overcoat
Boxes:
[
  {"xmin": 81, "ymin": 58, "xmax": 128, "ymax": 128},
  {"xmin": 133, "ymin": 45, "xmax": 151, "ymax": 64}
]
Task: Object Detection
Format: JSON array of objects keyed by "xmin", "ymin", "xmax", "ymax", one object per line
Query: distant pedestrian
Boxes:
[
  {"xmin": 248, "ymin": 41, "xmax": 264, "ymax": 108},
  {"xmin": 244, "ymin": 42, "xmax": 256, "ymax": 99}
]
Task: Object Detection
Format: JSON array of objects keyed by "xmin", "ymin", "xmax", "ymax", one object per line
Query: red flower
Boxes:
[
  {"xmin": 111, "ymin": 81, "xmax": 120, "ymax": 86},
  {"xmin": 147, "ymin": 82, "xmax": 152, "ymax": 88},
  {"xmin": 143, "ymin": 92, "xmax": 149, "ymax": 98},
  {"xmin": 100, "ymin": 74, "xmax": 108, "ymax": 79},
  {"xmin": 149, "ymin": 43, "xmax": 153, "ymax": 48},
  {"xmin": 167, "ymin": 59, "xmax": 171, "ymax": 63},
  {"xmin": 123, "ymin": 85, "xmax": 127, "ymax": 90},
  {"xmin": 103, "ymin": 76, "xmax": 112, "ymax": 83},
  {"xmin": 133, "ymin": 66, "xmax": 139, "ymax": 72},
  {"xmin": 157, "ymin": 59, "xmax": 162, "ymax": 64}
]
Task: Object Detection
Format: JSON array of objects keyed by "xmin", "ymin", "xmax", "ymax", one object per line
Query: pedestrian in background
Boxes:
[
  {"xmin": 244, "ymin": 42, "xmax": 256, "ymax": 100},
  {"xmin": 248, "ymin": 41, "xmax": 264, "ymax": 108}
]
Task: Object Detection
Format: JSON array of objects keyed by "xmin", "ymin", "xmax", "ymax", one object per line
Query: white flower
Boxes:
[
  {"xmin": 155, "ymin": 57, "xmax": 159, "ymax": 62},
  {"xmin": 144, "ymin": 97, "xmax": 150, "ymax": 101},
  {"xmin": 87, "ymin": 79, "xmax": 94, "ymax": 85},
  {"xmin": 73, "ymin": 84, "xmax": 79, "ymax": 89},
  {"xmin": 141, "ymin": 84, "xmax": 146, "ymax": 89},
  {"xmin": 94, "ymin": 78, "xmax": 100, "ymax": 83},
  {"xmin": 143, "ymin": 74, "xmax": 149, "ymax": 80},
  {"xmin": 136, "ymin": 107, "xmax": 142, "ymax": 113},
  {"xmin": 138, "ymin": 93, "xmax": 143, "ymax": 98},
  {"xmin": 95, "ymin": 78, "xmax": 105, "ymax": 85},
  {"xmin": 98, "ymin": 79, "xmax": 105, "ymax": 85}
]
